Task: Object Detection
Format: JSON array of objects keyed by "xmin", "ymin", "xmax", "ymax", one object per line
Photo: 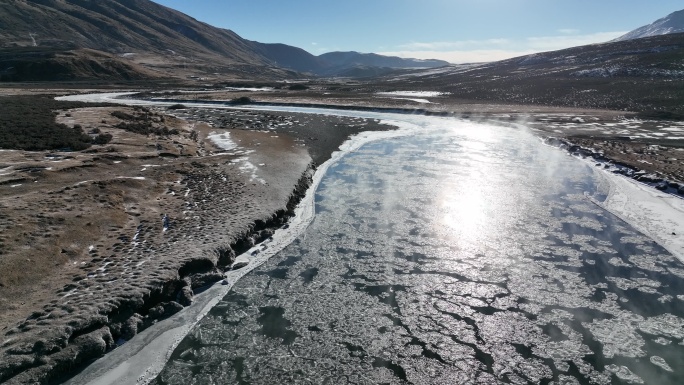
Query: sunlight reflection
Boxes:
[
  {"xmin": 436, "ymin": 125, "xmax": 501, "ymax": 249},
  {"xmin": 441, "ymin": 187, "xmax": 488, "ymax": 245}
]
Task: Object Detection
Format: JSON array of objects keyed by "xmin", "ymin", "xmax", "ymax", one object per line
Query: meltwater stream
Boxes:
[{"xmin": 153, "ymin": 120, "xmax": 684, "ymax": 384}]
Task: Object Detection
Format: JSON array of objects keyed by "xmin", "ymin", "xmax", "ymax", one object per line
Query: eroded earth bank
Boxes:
[{"xmin": 0, "ymin": 95, "xmax": 393, "ymax": 384}]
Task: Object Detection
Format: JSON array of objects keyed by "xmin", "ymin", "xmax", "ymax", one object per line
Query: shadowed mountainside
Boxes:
[
  {"xmin": 0, "ymin": 46, "xmax": 162, "ymax": 82},
  {"xmin": 0, "ymin": 0, "xmax": 293, "ymax": 80},
  {"xmin": 0, "ymin": 0, "xmax": 447, "ymax": 81},
  {"xmin": 248, "ymin": 43, "xmax": 450, "ymax": 76}
]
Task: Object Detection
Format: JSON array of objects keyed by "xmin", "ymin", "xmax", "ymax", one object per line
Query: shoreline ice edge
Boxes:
[{"xmin": 56, "ymin": 92, "xmax": 684, "ymax": 384}]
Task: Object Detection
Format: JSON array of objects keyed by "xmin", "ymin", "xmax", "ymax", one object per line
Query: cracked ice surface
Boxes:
[{"xmin": 156, "ymin": 122, "xmax": 684, "ymax": 384}]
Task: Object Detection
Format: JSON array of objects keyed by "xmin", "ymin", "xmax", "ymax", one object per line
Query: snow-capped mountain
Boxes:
[{"xmin": 614, "ymin": 9, "xmax": 684, "ymax": 41}]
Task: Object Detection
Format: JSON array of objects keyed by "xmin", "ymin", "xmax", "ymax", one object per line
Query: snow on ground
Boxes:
[
  {"xmin": 207, "ymin": 131, "xmax": 238, "ymax": 151},
  {"xmin": 533, "ymin": 114, "xmax": 684, "ymax": 141},
  {"xmin": 0, "ymin": 166, "xmax": 14, "ymax": 176},
  {"xmin": 379, "ymin": 97, "xmax": 432, "ymax": 104},
  {"xmin": 598, "ymin": 171, "xmax": 684, "ymax": 262},
  {"xmin": 206, "ymin": 132, "xmax": 266, "ymax": 182},
  {"xmin": 376, "ymin": 91, "xmax": 449, "ymax": 97},
  {"xmin": 58, "ymin": 93, "xmax": 683, "ymax": 264},
  {"xmin": 224, "ymin": 87, "xmax": 274, "ymax": 92},
  {"xmin": 386, "ymin": 64, "xmax": 484, "ymax": 80},
  {"xmin": 58, "ymin": 95, "xmax": 684, "ymax": 262}
]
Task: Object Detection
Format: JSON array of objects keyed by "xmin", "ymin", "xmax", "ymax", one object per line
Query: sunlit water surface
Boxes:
[{"xmin": 154, "ymin": 120, "xmax": 684, "ymax": 385}]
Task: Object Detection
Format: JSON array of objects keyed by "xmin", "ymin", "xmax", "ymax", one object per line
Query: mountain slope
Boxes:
[
  {"xmin": 615, "ymin": 9, "xmax": 684, "ymax": 41},
  {"xmin": 0, "ymin": 0, "xmax": 293, "ymax": 80},
  {"xmin": 0, "ymin": 0, "xmax": 266, "ymax": 64},
  {"xmin": 0, "ymin": 0, "xmax": 447, "ymax": 80},
  {"xmin": 396, "ymin": 32, "xmax": 684, "ymax": 115},
  {"xmin": 244, "ymin": 45, "xmax": 449, "ymax": 76},
  {"xmin": 0, "ymin": 47, "xmax": 160, "ymax": 81}
]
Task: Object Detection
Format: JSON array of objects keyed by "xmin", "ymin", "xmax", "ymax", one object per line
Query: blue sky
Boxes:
[{"xmin": 153, "ymin": 1, "xmax": 683, "ymax": 63}]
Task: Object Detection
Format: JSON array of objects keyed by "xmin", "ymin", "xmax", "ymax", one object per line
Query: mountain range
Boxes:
[
  {"xmin": 0, "ymin": 0, "xmax": 447, "ymax": 81},
  {"xmin": 250, "ymin": 43, "xmax": 449, "ymax": 76},
  {"xmin": 0, "ymin": 0, "xmax": 682, "ymax": 93}
]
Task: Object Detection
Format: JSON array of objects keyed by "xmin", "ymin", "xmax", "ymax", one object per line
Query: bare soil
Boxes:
[{"xmin": 0, "ymin": 97, "xmax": 398, "ymax": 384}]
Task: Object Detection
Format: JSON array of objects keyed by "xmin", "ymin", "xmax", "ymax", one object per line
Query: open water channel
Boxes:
[{"xmin": 151, "ymin": 117, "xmax": 684, "ymax": 385}]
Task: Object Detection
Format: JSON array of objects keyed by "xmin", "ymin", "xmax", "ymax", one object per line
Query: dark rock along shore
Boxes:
[{"xmin": 543, "ymin": 136, "xmax": 684, "ymax": 197}]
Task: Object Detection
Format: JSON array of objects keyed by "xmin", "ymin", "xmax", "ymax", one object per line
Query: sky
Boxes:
[{"xmin": 153, "ymin": 0, "xmax": 683, "ymax": 63}]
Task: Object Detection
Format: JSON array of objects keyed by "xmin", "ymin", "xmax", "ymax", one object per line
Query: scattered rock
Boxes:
[
  {"xmin": 217, "ymin": 248, "xmax": 236, "ymax": 268},
  {"xmin": 120, "ymin": 314, "xmax": 144, "ymax": 341},
  {"xmin": 177, "ymin": 286, "xmax": 193, "ymax": 306},
  {"xmin": 232, "ymin": 261, "xmax": 249, "ymax": 270},
  {"xmin": 189, "ymin": 270, "xmax": 224, "ymax": 289},
  {"xmin": 637, "ymin": 174, "xmax": 662, "ymax": 183},
  {"xmin": 178, "ymin": 348, "xmax": 196, "ymax": 361}
]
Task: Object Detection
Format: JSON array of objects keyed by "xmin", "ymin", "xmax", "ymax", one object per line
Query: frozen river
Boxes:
[
  {"xmin": 154, "ymin": 119, "xmax": 684, "ymax": 384},
  {"xmin": 57, "ymin": 94, "xmax": 684, "ymax": 384}
]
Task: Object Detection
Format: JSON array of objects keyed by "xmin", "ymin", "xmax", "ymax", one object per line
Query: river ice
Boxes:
[
  {"xmin": 54, "ymin": 93, "xmax": 684, "ymax": 384},
  {"xmin": 153, "ymin": 121, "xmax": 684, "ymax": 384}
]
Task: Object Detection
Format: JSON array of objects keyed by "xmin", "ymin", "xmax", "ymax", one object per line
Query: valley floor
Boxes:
[{"xmin": 0, "ymin": 86, "xmax": 682, "ymax": 384}]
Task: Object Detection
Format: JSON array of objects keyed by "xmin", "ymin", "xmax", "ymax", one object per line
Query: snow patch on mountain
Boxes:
[{"xmin": 614, "ymin": 9, "xmax": 684, "ymax": 41}]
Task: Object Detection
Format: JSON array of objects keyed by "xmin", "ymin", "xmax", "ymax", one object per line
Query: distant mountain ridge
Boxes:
[
  {"xmin": 0, "ymin": 0, "xmax": 447, "ymax": 81},
  {"xmin": 250, "ymin": 44, "xmax": 450, "ymax": 76},
  {"xmin": 614, "ymin": 9, "xmax": 684, "ymax": 41},
  {"xmin": 318, "ymin": 52, "xmax": 449, "ymax": 76},
  {"xmin": 248, "ymin": 41, "xmax": 329, "ymax": 74}
]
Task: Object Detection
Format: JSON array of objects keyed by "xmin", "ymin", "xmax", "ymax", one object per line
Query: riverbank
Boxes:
[
  {"xmin": 0, "ymin": 98, "xmax": 394, "ymax": 384},
  {"xmin": 129, "ymin": 87, "xmax": 684, "ymax": 186},
  {"xmin": 2, "ymin": 89, "xmax": 683, "ymax": 384}
]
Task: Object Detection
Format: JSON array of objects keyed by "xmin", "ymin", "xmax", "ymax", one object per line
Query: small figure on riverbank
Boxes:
[{"xmin": 162, "ymin": 214, "xmax": 170, "ymax": 232}]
